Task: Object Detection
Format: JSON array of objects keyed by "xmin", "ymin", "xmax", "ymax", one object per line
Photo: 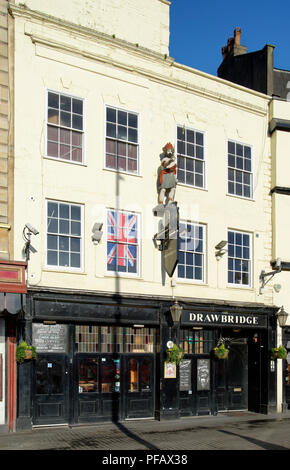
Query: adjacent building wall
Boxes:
[{"xmin": 0, "ymin": 0, "xmax": 12, "ymax": 261}]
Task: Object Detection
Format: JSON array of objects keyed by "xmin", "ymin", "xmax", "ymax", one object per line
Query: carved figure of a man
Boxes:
[{"xmin": 157, "ymin": 142, "xmax": 177, "ymax": 205}]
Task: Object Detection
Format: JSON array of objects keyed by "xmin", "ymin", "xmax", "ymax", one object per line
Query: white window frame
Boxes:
[
  {"xmin": 227, "ymin": 139, "xmax": 254, "ymax": 200},
  {"xmin": 45, "ymin": 199, "xmax": 84, "ymax": 272},
  {"xmin": 177, "ymin": 221, "xmax": 206, "ymax": 284},
  {"xmin": 45, "ymin": 89, "xmax": 86, "ymax": 166},
  {"xmin": 227, "ymin": 229, "xmax": 252, "ymax": 288},
  {"xmin": 176, "ymin": 125, "xmax": 207, "ymax": 190},
  {"xmin": 106, "ymin": 208, "xmax": 140, "ymax": 278},
  {"xmin": 104, "ymin": 105, "xmax": 140, "ymax": 176}
]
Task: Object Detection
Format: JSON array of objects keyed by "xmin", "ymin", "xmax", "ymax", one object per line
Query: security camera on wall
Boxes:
[
  {"xmin": 273, "ymin": 258, "xmax": 282, "ymax": 272},
  {"xmin": 92, "ymin": 223, "xmax": 103, "ymax": 244}
]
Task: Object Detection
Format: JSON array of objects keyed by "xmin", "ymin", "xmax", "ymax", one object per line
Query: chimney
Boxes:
[
  {"xmin": 221, "ymin": 27, "xmax": 247, "ymax": 61},
  {"xmin": 234, "ymin": 27, "xmax": 241, "ymax": 46}
]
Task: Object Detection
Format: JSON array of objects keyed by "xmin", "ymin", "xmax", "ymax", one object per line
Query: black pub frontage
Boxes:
[{"xmin": 16, "ymin": 288, "xmax": 279, "ymax": 429}]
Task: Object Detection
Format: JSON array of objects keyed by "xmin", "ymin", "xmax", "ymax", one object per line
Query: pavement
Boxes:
[{"xmin": 0, "ymin": 411, "xmax": 290, "ymax": 454}]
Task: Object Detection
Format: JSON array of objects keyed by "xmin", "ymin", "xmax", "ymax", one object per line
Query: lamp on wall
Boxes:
[
  {"xmin": 276, "ymin": 306, "xmax": 289, "ymax": 328},
  {"xmin": 170, "ymin": 298, "xmax": 183, "ymax": 324}
]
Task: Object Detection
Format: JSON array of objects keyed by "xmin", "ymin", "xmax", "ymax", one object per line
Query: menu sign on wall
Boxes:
[
  {"xmin": 33, "ymin": 324, "xmax": 68, "ymax": 353},
  {"xmin": 179, "ymin": 359, "xmax": 191, "ymax": 391}
]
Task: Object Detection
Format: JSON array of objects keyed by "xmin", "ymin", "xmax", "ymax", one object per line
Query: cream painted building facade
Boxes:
[{"xmin": 4, "ymin": 0, "xmax": 282, "ymax": 429}]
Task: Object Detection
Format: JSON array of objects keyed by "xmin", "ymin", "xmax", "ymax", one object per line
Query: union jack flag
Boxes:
[{"xmin": 107, "ymin": 210, "xmax": 138, "ymax": 273}]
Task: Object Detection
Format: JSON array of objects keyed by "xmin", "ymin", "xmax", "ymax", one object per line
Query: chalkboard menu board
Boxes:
[
  {"xmin": 179, "ymin": 359, "xmax": 191, "ymax": 391},
  {"xmin": 33, "ymin": 324, "xmax": 68, "ymax": 353},
  {"xmin": 197, "ymin": 359, "xmax": 210, "ymax": 391}
]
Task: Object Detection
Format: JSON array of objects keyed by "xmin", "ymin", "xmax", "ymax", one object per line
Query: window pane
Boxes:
[
  {"xmin": 60, "ymin": 111, "xmax": 71, "ymax": 127},
  {"xmin": 79, "ymin": 358, "xmax": 98, "ymax": 393},
  {"xmin": 47, "ymin": 217, "xmax": 58, "ymax": 233},
  {"xmin": 60, "ymin": 95, "xmax": 71, "ymax": 111},
  {"xmin": 107, "ymin": 107, "xmax": 116, "ymax": 123},
  {"xmin": 140, "ymin": 360, "xmax": 151, "ymax": 392},
  {"xmin": 48, "ymin": 108, "xmax": 59, "ymax": 125},
  {"xmin": 73, "ymin": 99, "xmax": 83, "ymax": 115},
  {"xmin": 107, "ymin": 123, "xmax": 116, "ymax": 138},
  {"xmin": 47, "ymin": 142, "xmax": 58, "ymax": 157},
  {"xmin": 71, "ymin": 205, "xmax": 81, "ymax": 221},
  {"xmin": 48, "ymin": 92, "xmax": 59, "ymax": 109},
  {"xmin": 72, "ymin": 114, "xmax": 83, "ymax": 130},
  {"xmin": 129, "ymin": 359, "xmax": 138, "ymax": 392},
  {"xmin": 59, "ymin": 251, "xmax": 69, "ymax": 266},
  {"xmin": 47, "ymin": 125, "xmax": 59, "ymax": 142},
  {"xmin": 101, "ymin": 359, "xmax": 120, "ymax": 393},
  {"xmin": 128, "ymin": 113, "xmax": 137, "ymax": 128},
  {"xmin": 71, "ymin": 253, "xmax": 80, "ymax": 268},
  {"xmin": 60, "ymin": 204, "xmax": 69, "ymax": 219},
  {"xmin": 47, "ymin": 250, "xmax": 57, "ymax": 265}
]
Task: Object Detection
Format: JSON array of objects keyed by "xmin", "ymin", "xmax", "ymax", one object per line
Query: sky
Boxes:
[{"xmin": 169, "ymin": 0, "xmax": 290, "ymax": 77}]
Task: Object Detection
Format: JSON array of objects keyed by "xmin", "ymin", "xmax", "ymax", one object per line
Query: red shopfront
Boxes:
[{"xmin": 0, "ymin": 261, "xmax": 27, "ymax": 432}]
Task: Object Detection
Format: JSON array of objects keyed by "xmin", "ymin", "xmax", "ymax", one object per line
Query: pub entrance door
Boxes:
[
  {"xmin": 77, "ymin": 354, "xmax": 121, "ymax": 423},
  {"xmin": 123, "ymin": 355, "xmax": 155, "ymax": 419},
  {"xmin": 179, "ymin": 356, "xmax": 212, "ymax": 416},
  {"xmin": 215, "ymin": 338, "xmax": 248, "ymax": 411},
  {"xmin": 76, "ymin": 354, "xmax": 155, "ymax": 422},
  {"xmin": 33, "ymin": 354, "xmax": 69, "ymax": 425}
]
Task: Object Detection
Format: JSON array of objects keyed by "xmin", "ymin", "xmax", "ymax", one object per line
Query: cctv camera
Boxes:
[
  {"xmin": 25, "ymin": 223, "xmax": 39, "ymax": 235},
  {"xmin": 275, "ymin": 258, "xmax": 281, "ymax": 270}
]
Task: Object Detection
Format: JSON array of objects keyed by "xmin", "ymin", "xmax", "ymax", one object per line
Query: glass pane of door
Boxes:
[
  {"xmin": 101, "ymin": 358, "xmax": 120, "ymax": 393},
  {"xmin": 140, "ymin": 359, "xmax": 151, "ymax": 392},
  {"xmin": 78, "ymin": 357, "xmax": 98, "ymax": 393},
  {"xmin": 129, "ymin": 358, "xmax": 138, "ymax": 392}
]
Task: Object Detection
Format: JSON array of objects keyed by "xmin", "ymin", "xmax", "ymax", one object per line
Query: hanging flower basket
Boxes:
[
  {"xmin": 166, "ymin": 343, "xmax": 184, "ymax": 365},
  {"xmin": 16, "ymin": 342, "xmax": 37, "ymax": 364},
  {"xmin": 271, "ymin": 346, "xmax": 287, "ymax": 360},
  {"xmin": 213, "ymin": 343, "xmax": 229, "ymax": 360}
]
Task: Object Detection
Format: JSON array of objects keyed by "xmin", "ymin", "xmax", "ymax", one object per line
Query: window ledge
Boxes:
[
  {"xmin": 178, "ymin": 183, "xmax": 208, "ymax": 191},
  {"xmin": 104, "ymin": 273, "xmax": 142, "ymax": 280},
  {"xmin": 43, "ymin": 267, "xmax": 86, "ymax": 274},
  {"xmin": 226, "ymin": 193, "xmax": 255, "ymax": 202},
  {"xmin": 177, "ymin": 279, "xmax": 207, "ymax": 286},
  {"xmin": 103, "ymin": 167, "xmax": 142, "ymax": 178},
  {"xmin": 44, "ymin": 156, "xmax": 87, "ymax": 167},
  {"xmin": 227, "ymin": 283, "xmax": 253, "ymax": 291}
]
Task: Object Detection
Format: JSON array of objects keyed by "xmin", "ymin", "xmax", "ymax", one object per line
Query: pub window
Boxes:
[
  {"xmin": 228, "ymin": 229, "xmax": 251, "ymax": 287},
  {"xmin": 101, "ymin": 326, "xmax": 124, "ymax": 353},
  {"xmin": 75, "ymin": 325, "xmax": 155, "ymax": 354},
  {"xmin": 105, "ymin": 106, "xmax": 139, "ymax": 174},
  {"xmin": 47, "ymin": 91, "xmax": 84, "ymax": 163},
  {"xmin": 177, "ymin": 125, "xmax": 205, "ymax": 188},
  {"xmin": 179, "ymin": 329, "xmax": 214, "ymax": 354},
  {"xmin": 227, "ymin": 140, "xmax": 253, "ymax": 199},
  {"xmin": 178, "ymin": 222, "xmax": 206, "ymax": 282},
  {"xmin": 46, "ymin": 200, "xmax": 83, "ymax": 270},
  {"xmin": 124, "ymin": 327, "xmax": 154, "ymax": 353},
  {"xmin": 75, "ymin": 325, "xmax": 99, "ymax": 353}
]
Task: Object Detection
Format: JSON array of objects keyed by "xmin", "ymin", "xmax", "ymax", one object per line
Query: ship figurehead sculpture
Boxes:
[{"xmin": 153, "ymin": 142, "xmax": 178, "ymax": 216}]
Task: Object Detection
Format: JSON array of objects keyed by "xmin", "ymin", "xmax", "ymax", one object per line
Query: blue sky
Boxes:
[{"xmin": 169, "ymin": 0, "xmax": 290, "ymax": 76}]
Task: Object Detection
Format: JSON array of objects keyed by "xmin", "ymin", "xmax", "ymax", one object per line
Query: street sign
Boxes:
[
  {"xmin": 163, "ymin": 203, "xmax": 179, "ymax": 277},
  {"xmin": 153, "ymin": 202, "xmax": 179, "ymax": 277}
]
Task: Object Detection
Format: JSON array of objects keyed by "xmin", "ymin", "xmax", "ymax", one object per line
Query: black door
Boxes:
[
  {"xmin": 77, "ymin": 354, "xmax": 121, "ymax": 422},
  {"xmin": 180, "ymin": 356, "xmax": 212, "ymax": 416},
  {"xmin": 215, "ymin": 339, "xmax": 248, "ymax": 411},
  {"xmin": 124, "ymin": 355, "xmax": 155, "ymax": 419},
  {"xmin": 33, "ymin": 354, "xmax": 69, "ymax": 425}
]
